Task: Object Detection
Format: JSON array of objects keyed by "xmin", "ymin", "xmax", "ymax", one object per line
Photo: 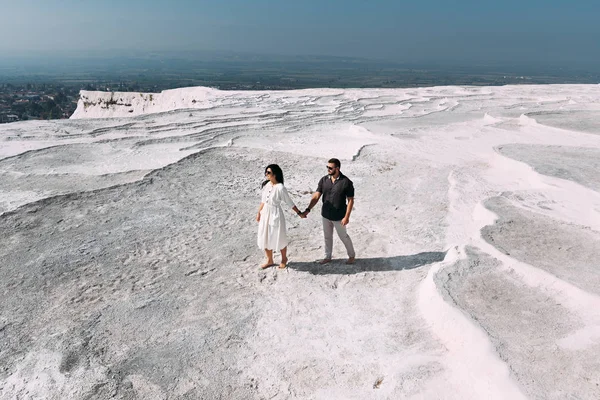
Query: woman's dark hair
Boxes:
[{"xmin": 262, "ymin": 164, "xmax": 284, "ymax": 187}]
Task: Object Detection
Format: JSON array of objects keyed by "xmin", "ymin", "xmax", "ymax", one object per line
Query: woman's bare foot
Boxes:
[
  {"xmin": 278, "ymin": 258, "xmax": 288, "ymax": 269},
  {"xmin": 260, "ymin": 261, "xmax": 275, "ymax": 269}
]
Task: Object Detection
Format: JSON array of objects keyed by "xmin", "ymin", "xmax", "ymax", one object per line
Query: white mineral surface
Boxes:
[{"xmin": 1, "ymin": 84, "xmax": 600, "ymax": 399}]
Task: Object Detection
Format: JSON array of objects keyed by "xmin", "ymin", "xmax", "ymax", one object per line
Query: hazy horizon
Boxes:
[{"xmin": 1, "ymin": 0, "xmax": 600, "ymax": 69}]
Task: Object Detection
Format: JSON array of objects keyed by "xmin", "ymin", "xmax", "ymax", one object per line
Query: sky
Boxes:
[{"xmin": 1, "ymin": 0, "xmax": 600, "ymax": 67}]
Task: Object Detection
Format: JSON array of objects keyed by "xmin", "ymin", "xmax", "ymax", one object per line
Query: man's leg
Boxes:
[
  {"xmin": 321, "ymin": 217, "xmax": 334, "ymax": 262},
  {"xmin": 333, "ymin": 220, "xmax": 356, "ymax": 261}
]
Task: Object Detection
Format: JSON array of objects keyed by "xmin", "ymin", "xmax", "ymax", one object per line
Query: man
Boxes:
[{"xmin": 303, "ymin": 158, "xmax": 356, "ymax": 264}]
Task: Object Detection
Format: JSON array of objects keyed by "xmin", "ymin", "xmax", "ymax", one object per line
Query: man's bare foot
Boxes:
[
  {"xmin": 317, "ymin": 258, "xmax": 332, "ymax": 265},
  {"xmin": 278, "ymin": 258, "xmax": 288, "ymax": 269},
  {"xmin": 345, "ymin": 257, "xmax": 356, "ymax": 265},
  {"xmin": 260, "ymin": 261, "xmax": 275, "ymax": 269}
]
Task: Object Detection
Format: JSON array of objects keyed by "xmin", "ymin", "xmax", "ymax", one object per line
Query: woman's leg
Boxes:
[
  {"xmin": 279, "ymin": 247, "xmax": 288, "ymax": 269},
  {"xmin": 260, "ymin": 249, "xmax": 275, "ymax": 269}
]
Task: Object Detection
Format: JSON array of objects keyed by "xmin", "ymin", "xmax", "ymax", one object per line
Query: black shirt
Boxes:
[{"xmin": 316, "ymin": 173, "xmax": 354, "ymax": 221}]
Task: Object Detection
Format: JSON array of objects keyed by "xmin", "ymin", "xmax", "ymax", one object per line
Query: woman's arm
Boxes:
[
  {"xmin": 280, "ymin": 186, "xmax": 305, "ymax": 218},
  {"xmin": 256, "ymin": 202, "xmax": 265, "ymax": 222}
]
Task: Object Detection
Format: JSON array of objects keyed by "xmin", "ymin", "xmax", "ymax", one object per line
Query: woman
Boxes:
[{"xmin": 256, "ymin": 164, "xmax": 305, "ymax": 269}]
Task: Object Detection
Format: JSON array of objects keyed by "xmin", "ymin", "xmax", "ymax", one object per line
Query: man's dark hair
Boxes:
[{"xmin": 328, "ymin": 158, "xmax": 341, "ymax": 168}]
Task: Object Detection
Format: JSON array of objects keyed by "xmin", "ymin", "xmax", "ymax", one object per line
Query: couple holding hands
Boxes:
[{"xmin": 256, "ymin": 158, "xmax": 356, "ymax": 269}]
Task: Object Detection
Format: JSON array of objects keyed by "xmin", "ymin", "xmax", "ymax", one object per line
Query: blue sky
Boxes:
[{"xmin": 2, "ymin": 0, "xmax": 599, "ymax": 66}]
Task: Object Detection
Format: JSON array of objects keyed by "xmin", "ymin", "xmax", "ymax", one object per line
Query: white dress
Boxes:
[{"xmin": 257, "ymin": 182, "xmax": 296, "ymax": 251}]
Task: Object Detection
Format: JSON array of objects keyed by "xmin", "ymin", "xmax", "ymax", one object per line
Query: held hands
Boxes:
[
  {"xmin": 300, "ymin": 208, "xmax": 311, "ymax": 219},
  {"xmin": 298, "ymin": 207, "xmax": 308, "ymax": 219}
]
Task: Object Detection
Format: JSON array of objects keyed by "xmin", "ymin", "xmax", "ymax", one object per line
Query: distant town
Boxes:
[
  {"xmin": 0, "ymin": 83, "xmax": 76, "ymax": 123},
  {"xmin": 0, "ymin": 82, "xmax": 164, "ymax": 124}
]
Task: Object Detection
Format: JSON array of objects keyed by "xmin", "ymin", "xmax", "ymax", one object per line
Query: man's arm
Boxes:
[
  {"xmin": 304, "ymin": 192, "xmax": 321, "ymax": 216},
  {"xmin": 341, "ymin": 197, "xmax": 354, "ymax": 226}
]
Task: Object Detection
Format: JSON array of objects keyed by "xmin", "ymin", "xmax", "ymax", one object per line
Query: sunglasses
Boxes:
[
  {"xmin": 265, "ymin": 170, "xmax": 273, "ymax": 175},
  {"xmin": 327, "ymin": 166, "xmax": 336, "ymax": 171}
]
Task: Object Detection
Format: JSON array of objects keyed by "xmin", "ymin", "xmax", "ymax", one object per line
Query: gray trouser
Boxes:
[{"xmin": 322, "ymin": 217, "xmax": 356, "ymax": 259}]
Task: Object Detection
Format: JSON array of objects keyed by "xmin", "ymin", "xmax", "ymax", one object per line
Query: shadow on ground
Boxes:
[{"xmin": 289, "ymin": 251, "xmax": 447, "ymax": 275}]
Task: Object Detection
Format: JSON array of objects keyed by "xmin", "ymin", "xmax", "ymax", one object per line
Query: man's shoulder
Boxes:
[
  {"xmin": 315, "ymin": 175, "xmax": 327, "ymax": 192},
  {"xmin": 339, "ymin": 173, "xmax": 353, "ymax": 184}
]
